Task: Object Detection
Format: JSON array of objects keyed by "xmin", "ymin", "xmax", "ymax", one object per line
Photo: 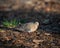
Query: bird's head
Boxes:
[{"xmin": 35, "ymin": 22, "xmax": 39, "ymax": 26}]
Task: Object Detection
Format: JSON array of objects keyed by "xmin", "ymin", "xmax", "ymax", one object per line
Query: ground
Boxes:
[{"xmin": 0, "ymin": 29, "xmax": 60, "ymax": 48}]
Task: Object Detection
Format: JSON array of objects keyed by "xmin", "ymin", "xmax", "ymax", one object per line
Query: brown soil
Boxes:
[{"xmin": 0, "ymin": 29, "xmax": 60, "ymax": 48}]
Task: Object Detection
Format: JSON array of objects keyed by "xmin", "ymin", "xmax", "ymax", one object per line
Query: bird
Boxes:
[{"xmin": 16, "ymin": 22, "xmax": 39, "ymax": 33}]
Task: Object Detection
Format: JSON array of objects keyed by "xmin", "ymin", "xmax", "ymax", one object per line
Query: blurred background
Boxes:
[{"xmin": 0, "ymin": 0, "xmax": 60, "ymax": 33}]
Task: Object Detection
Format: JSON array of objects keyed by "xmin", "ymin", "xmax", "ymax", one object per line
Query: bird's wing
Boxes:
[{"xmin": 20, "ymin": 23, "xmax": 33, "ymax": 31}]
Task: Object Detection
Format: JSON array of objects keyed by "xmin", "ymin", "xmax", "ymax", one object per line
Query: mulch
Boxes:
[{"xmin": 0, "ymin": 29, "xmax": 60, "ymax": 48}]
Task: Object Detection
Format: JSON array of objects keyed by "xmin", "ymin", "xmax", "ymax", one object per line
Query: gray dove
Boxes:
[{"xmin": 16, "ymin": 22, "xmax": 39, "ymax": 32}]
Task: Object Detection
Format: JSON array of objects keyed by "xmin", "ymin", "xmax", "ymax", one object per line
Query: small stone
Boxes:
[
  {"xmin": 0, "ymin": 29, "xmax": 6, "ymax": 32},
  {"xmin": 33, "ymin": 39, "xmax": 44, "ymax": 44},
  {"xmin": 34, "ymin": 44, "xmax": 38, "ymax": 48},
  {"xmin": 4, "ymin": 37, "xmax": 10, "ymax": 41},
  {"xmin": 44, "ymin": 33, "xmax": 51, "ymax": 36}
]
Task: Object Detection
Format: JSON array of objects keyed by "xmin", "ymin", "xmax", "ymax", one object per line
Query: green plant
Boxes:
[{"xmin": 2, "ymin": 19, "xmax": 20, "ymax": 28}]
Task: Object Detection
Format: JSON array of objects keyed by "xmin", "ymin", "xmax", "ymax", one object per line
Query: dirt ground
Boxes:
[{"xmin": 0, "ymin": 29, "xmax": 60, "ymax": 48}]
